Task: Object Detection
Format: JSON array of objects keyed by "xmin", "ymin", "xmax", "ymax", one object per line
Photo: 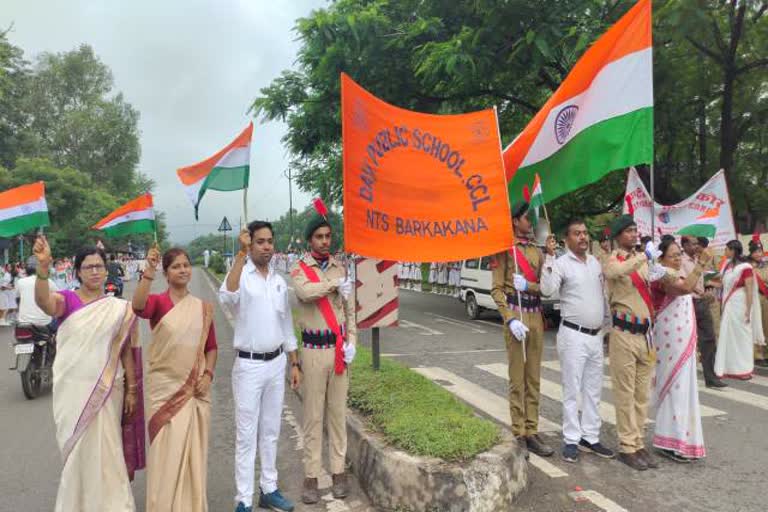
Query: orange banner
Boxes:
[{"xmin": 341, "ymin": 73, "xmax": 513, "ymax": 262}]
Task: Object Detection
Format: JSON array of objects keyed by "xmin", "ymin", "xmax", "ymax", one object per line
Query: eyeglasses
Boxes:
[{"xmin": 81, "ymin": 264, "xmax": 105, "ymax": 273}]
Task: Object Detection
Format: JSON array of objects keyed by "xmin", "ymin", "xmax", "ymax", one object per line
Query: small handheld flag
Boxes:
[
  {"xmin": 93, "ymin": 194, "xmax": 156, "ymax": 238},
  {"xmin": 177, "ymin": 122, "xmax": 253, "ymax": 219},
  {"xmin": 0, "ymin": 182, "xmax": 50, "ymax": 237}
]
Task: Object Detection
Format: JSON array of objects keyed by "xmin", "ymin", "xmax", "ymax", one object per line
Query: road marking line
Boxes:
[
  {"xmin": 414, "ymin": 365, "xmax": 568, "ymax": 478},
  {"xmin": 383, "ymin": 349, "xmax": 507, "ymax": 357},
  {"xmin": 476, "ymin": 319, "xmax": 504, "ymax": 329},
  {"xmin": 412, "ymin": 366, "xmax": 561, "ymax": 435},
  {"xmin": 543, "ymin": 360, "xmax": 727, "ymax": 417},
  {"xmin": 540, "ymin": 360, "xmax": 728, "ymax": 418},
  {"xmin": 477, "ymin": 363, "xmax": 627, "ymax": 426},
  {"xmin": 569, "ymin": 490, "xmax": 629, "ymax": 512},
  {"xmin": 424, "ymin": 312, "xmax": 487, "ymax": 333},
  {"xmin": 399, "ymin": 319, "xmax": 444, "ymax": 335},
  {"xmin": 694, "ymin": 363, "xmax": 768, "ymax": 388}
]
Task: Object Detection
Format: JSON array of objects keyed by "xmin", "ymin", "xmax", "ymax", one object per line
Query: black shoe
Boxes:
[
  {"xmin": 618, "ymin": 451, "xmax": 648, "ymax": 471},
  {"xmin": 561, "ymin": 444, "xmax": 579, "ymax": 463},
  {"xmin": 578, "ymin": 439, "xmax": 615, "ymax": 459},
  {"xmin": 526, "ymin": 434, "xmax": 554, "ymax": 457},
  {"xmin": 706, "ymin": 379, "xmax": 728, "ymax": 388},
  {"xmin": 301, "ymin": 478, "xmax": 319, "ymax": 505},
  {"xmin": 636, "ymin": 448, "xmax": 659, "ymax": 469},
  {"xmin": 656, "ymin": 448, "xmax": 693, "ymax": 464}
]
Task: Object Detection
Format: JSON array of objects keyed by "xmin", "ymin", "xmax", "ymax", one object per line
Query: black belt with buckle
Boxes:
[
  {"xmin": 562, "ymin": 320, "xmax": 601, "ymax": 336},
  {"xmin": 237, "ymin": 347, "xmax": 283, "ymax": 361},
  {"xmin": 506, "ymin": 293, "xmax": 542, "ymax": 309}
]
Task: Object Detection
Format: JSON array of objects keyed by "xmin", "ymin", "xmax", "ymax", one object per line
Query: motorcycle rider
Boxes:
[
  {"xmin": 106, "ymin": 254, "xmax": 125, "ymax": 296},
  {"xmin": 16, "ymin": 258, "xmax": 58, "ymax": 330}
]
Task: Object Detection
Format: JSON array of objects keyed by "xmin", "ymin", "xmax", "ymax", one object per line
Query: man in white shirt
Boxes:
[
  {"xmin": 541, "ymin": 219, "xmax": 615, "ymax": 463},
  {"xmin": 220, "ymin": 220, "xmax": 301, "ymax": 512},
  {"xmin": 17, "ymin": 261, "xmax": 57, "ymax": 326}
]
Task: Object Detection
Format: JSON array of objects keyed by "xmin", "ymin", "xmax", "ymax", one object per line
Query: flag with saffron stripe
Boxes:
[
  {"xmin": 177, "ymin": 122, "xmax": 253, "ymax": 219},
  {"xmin": 92, "ymin": 193, "xmax": 156, "ymax": 237},
  {"xmin": 0, "ymin": 182, "xmax": 50, "ymax": 237},
  {"xmin": 503, "ymin": 0, "xmax": 653, "ymax": 203}
]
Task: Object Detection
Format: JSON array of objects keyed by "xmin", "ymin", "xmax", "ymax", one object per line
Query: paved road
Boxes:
[
  {"xmin": 372, "ymin": 289, "xmax": 767, "ymax": 512},
  {"xmin": 0, "ymin": 269, "xmax": 372, "ymax": 512}
]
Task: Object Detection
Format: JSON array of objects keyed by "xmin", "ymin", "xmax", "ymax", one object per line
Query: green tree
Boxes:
[
  {"xmin": 0, "ymin": 28, "xmax": 32, "ymax": 168},
  {"xmin": 21, "ymin": 44, "xmax": 142, "ymax": 196},
  {"xmin": 252, "ymin": 0, "xmax": 768, "ymax": 231}
]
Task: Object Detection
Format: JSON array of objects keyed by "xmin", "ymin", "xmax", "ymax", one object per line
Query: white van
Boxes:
[{"xmin": 459, "ymin": 256, "xmax": 560, "ymax": 322}]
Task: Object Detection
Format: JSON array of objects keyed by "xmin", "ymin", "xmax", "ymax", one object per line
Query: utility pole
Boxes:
[{"xmin": 285, "ymin": 166, "xmax": 294, "ymax": 241}]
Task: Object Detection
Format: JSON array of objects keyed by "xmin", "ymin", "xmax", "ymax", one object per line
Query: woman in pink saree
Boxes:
[
  {"xmin": 650, "ymin": 238, "xmax": 713, "ymax": 463},
  {"xmin": 33, "ymin": 237, "xmax": 144, "ymax": 512},
  {"xmin": 132, "ymin": 246, "xmax": 218, "ymax": 512}
]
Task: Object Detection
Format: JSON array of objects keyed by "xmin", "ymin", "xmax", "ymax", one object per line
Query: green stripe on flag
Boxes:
[
  {"xmin": 99, "ymin": 219, "xmax": 157, "ymax": 238},
  {"xmin": 676, "ymin": 223, "xmax": 717, "ymax": 239},
  {"xmin": 195, "ymin": 164, "xmax": 250, "ymax": 219},
  {"xmin": 508, "ymin": 107, "xmax": 653, "ymax": 203},
  {"xmin": 0, "ymin": 211, "xmax": 50, "ymax": 237}
]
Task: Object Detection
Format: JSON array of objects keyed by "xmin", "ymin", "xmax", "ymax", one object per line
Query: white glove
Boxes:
[
  {"xmin": 513, "ymin": 274, "xmax": 528, "ymax": 292},
  {"xmin": 343, "ymin": 343, "xmax": 356, "ymax": 364},
  {"xmin": 645, "ymin": 241, "xmax": 662, "ymax": 261},
  {"xmin": 337, "ymin": 277, "xmax": 353, "ymax": 299},
  {"xmin": 508, "ymin": 319, "xmax": 529, "ymax": 341},
  {"xmin": 648, "ymin": 262, "xmax": 667, "ymax": 283}
]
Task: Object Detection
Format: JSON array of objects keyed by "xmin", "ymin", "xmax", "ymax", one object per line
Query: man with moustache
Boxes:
[{"xmin": 541, "ymin": 219, "xmax": 615, "ymax": 463}]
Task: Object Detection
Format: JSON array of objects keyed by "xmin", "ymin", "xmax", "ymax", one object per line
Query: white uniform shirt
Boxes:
[
  {"xmin": 219, "ymin": 259, "xmax": 298, "ymax": 353},
  {"xmin": 541, "ymin": 250, "xmax": 608, "ymax": 330},
  {"xmin": 17, "ymin": 276, "xmax": 58, "ymax": 326}
]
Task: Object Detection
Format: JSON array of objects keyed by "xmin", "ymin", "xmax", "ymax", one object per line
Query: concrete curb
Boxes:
[
  {"xmin": 204, "ymin": 267, "xmax": 528, "ymax": 511},
  {"xmin": 346, "ymin": 414, "xmax": 527, "ymax": 512}
]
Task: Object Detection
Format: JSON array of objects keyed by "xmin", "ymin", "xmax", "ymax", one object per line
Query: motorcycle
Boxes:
[
  {"xmin": 105, "ymin": 277, "xmax": 123, "ymax": 298},
  {"xmin": 9, "ymin": 323, "xmax": 56, "ymax": 399}
]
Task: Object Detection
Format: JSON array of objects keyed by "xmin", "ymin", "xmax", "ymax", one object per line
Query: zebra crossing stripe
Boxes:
[{"xmin": 412, "ymin": 367, "xmax": 567, "ymax": 478}]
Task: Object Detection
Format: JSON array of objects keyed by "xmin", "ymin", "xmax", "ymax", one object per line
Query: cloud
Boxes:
[{"xmin": 2, "ymin": 0, "xmax": 324, "ymax": 243}]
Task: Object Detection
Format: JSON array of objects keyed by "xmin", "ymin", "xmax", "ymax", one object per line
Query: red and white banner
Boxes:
[{"xmin": 355, "ymin": 258, "xmax": 399, "ymax": 329}]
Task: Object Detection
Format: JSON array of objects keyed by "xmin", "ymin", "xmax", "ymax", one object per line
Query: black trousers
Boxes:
[{"xmin": 694, "ymin": 298, "xmax": 718, "ymax": 383}]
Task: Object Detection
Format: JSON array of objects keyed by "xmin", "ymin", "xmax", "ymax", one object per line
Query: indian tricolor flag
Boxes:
[
  {"xmin": 677, "ymin": 205, "xmax": 719, "ymax": 239},
  {"xmin": 177, "ymin": 122, "xmax": 252, "ymax": 219},
  {"xmin": 93, "ymin": 193, "xmax": 156, "ymax": 237},
  {"xmin": 0, "ymin": 182, "xmax": 50, "ymax": 237},
  {"xmin": 503, "ymin": 0, "xmax": 653, "ymax": 202}
]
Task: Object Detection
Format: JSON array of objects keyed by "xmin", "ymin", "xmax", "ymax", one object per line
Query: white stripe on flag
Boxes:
[
  {"xmin": 521, "ymin": 48, "xmax": 653, "ymax": 168},
  {"xmin": 213, "ymin": 145, "xmax": 250, "ymax": 169},
  {"xmin": 99, "ymin": 208, "xmax": 155, "ymax": 229},
  {"xmin": 0, "ymin": 197, "xmax": 48, "ymax": 223}
]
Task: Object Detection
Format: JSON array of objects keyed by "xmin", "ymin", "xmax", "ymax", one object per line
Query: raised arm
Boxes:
[
  {"xmin": 290, "ymin": 263, "xmax": 337, "ymax": 302},
  {"xmin": 225, "ymin": 229, "xmax": 251, "ymax": 293},
  {"xmin": 604, "ymin": 252, "xmax": 647, "ymax": 280},
  {"xmin": 32, "ymin": 236, "xmax": 64, "ymax": 317},
  {"xmin": 132, "ymin": 245, "xmax": 160, "ymax": 311}
]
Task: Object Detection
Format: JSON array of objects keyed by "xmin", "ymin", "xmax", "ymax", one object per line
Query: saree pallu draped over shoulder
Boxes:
[
  {"xmin": 146, "ymin": 294, "xmax": 213, "ymax": 512},
  {"xmin": 52, "ymin": 296, "xmax": 144, "ymax": 512}
]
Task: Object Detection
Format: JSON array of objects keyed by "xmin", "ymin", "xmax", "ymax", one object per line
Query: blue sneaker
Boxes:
[
  {"xmin": 235, "ymin": 502, "xmax": 252, "ymax": 512},
  {"xmin": 258, "ymin": 489, "xmax": 295, "ymax": 512},
  {"xmin": 561, "ymin": 443, "xmax": 579, "ymax": 463}
]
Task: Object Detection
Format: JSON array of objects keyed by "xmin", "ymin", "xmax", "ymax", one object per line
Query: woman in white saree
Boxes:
[
  {"xmin": 650, "ymin": 238, "xmax": 711, "ymax": 462},
  {"xmin": 33, "ymin": 237, "xmax": 144, "ymax": 512},
  {"xmin": 715, "ymin": 240, "xmax": 765, "ymax": 380}
]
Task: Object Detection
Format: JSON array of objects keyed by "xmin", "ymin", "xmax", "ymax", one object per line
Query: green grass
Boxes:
[{"xmin": 348, "ymin": 346, "xmax": 500, "ymax": 461}]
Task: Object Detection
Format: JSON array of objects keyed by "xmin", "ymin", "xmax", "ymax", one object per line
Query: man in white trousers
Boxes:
[
  {"xmin": 220, "ymin": 220, "xmax": 301, "ymax": 512},
  {"xmin": 541, "ymin": 218, "xmax": 615, "ymax": 463}
]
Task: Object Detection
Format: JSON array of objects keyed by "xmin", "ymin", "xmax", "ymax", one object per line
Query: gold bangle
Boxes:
[{"xmin": 142, "ymin": 274, "xmax": 154, "ymax": 281}]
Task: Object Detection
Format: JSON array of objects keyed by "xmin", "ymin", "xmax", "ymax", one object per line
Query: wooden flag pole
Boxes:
[{"xmin": 243, "ymin": 188, "xmax": 249, "ymax": 224}]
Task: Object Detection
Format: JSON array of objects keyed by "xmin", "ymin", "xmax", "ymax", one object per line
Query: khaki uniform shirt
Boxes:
[
  {"xmin": 491, "ymin": 241, "xmax": 543, "ymax": 324},
  {"xmin": 290, "ymin": 254, "xmax": 357, "ymax": 345},
  {"xmin": 604, "ymin": 248, "xmax": 652, "ymax": 320}
]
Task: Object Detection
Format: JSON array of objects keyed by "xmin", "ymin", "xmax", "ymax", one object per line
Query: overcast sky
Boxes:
[{"xmin": 2, "ymin": 0, "xmax": 325, "ymax": 243}]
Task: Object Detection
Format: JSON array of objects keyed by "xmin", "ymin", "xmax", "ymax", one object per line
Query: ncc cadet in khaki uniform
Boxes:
[
  {"xmin": 289, "ymin": 209, "xmax": 357, "ymax": 504},
  {"xmin": 491, "ymin": 201, "xmax": 554, "ymax": 457},
  {"xmin": 604, "ymin": 213, "xmax": 669, "ymax": 471}
]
